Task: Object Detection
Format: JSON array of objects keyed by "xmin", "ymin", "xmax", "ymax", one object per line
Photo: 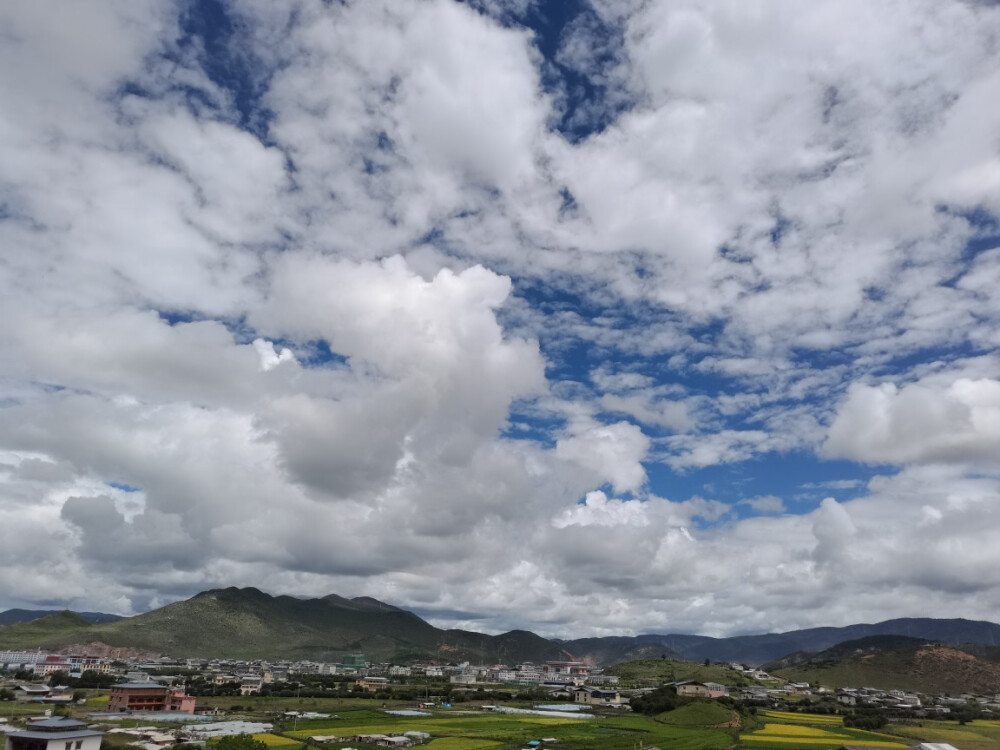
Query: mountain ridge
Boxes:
[
  {"xmin": 0, "ymin": 608, "xmax": 124, "ymax": 626},
  {"xmin": 765, "ymin": 635, "xmax": 1000, "ymax": 693},
  {"xmin": 3, "ymin": 588, "xmax": 1000, "ymax": 666}
]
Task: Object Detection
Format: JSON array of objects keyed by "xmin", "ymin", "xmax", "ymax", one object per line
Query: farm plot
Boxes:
[
  {"xmin": 760, "ymin": 711, "xmax": 843, "ymax": 725},
  {"xmin": 288, "ymin": 709, "xmax": 731, "ymax": 750},
  {"xmin": 742, "ymin": 722, "xmax": 907, "ymax": 748}
]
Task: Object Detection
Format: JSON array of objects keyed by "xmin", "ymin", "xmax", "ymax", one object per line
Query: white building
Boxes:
[{"xmin": 4, "ymin": 717, "xmax": 103, "ymax": 750}]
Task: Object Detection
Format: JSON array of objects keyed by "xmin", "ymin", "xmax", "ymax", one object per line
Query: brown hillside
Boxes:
[{"xmin": 911, "ymin": 645, "xmax": 1000, "ymax": 693}]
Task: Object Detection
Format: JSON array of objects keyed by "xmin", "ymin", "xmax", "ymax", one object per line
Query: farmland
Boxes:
[
  {"xmin": 740, "ymin": 710, "xmax": 1000, "ymax": 750},
  {"xmin": 280, "ymin": 705, "xmax": 733, "ymax": 750}
]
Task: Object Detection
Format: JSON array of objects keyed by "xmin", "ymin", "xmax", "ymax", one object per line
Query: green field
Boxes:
[
  {"xmin": 743, "ymin": 711, "xmax": 1000, "ymax": 750},
  {"xmin": 282, "ymin": 706, "xmax": 733, "ymax": 750},
  {"xmin": 659, "ymin": 702, "xmax": 739, "ymax": 727},
  {"xmin": 741, "ymin": 721, "xmax": 907, "ymax": 748},
  {"xmin": 879, "ymin": 720, "xmax": 1000, "ymax": 750}
]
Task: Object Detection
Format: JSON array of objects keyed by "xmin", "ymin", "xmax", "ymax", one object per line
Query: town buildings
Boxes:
[{"xmin": 107, "ymin": 683, "xmax": 196, "ymax": 713}]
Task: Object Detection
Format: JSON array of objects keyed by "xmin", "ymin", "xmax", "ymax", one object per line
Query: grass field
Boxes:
[
  {"xmin": 282, "ymin": 706, "xmax": 732, "ymax": 750},
  {"xmin": 659, "ymin": 702, "xmax": 738, "ymax": 727},
  {"xmin": 741, "ymin": 722, "xmax": 907, "ymax": 748},
  {"xmin": 881, "ymin": 719, "xmax": 1000, "ymax": 750},
  {"xmin": 743, "ymin": 713, "xmax": 1000, "ymax": 750},
  {"xmin": 424, "ymin": 739, "xmax": 501, "ymax": 750}
]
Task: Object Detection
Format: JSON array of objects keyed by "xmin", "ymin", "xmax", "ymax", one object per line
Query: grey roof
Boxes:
[
  {"xmin": 7, "ymin": 730, "xmax": 103, "ymax": 741},
  {"xmin": 27, "ymin": 719, "xmax": 88, "ymax": 729},
  {"xmin": 114, "ymin": 682, "xmax": 170, "ymax": 689}
]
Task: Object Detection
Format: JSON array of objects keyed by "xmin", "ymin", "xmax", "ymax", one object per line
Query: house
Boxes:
[
  {"xmin": 674, "ymin": 681, "xmax": 728, "ymax": 699},
  {"xmin": 13, "ymin": 686, "xmax": 52, "ymax": 703},
  {"xmin": 4, "ymin": 717, "xmax": 103, "ymax": 750},
  {"xmin": 356, "ymin": 677, "xmax": 389, "ymax": 692},
  {"xmin": 573, "ymin": 687, "xmax": 624, "ymax": 706},
  {"xmin": 239, "ymin": 677, "xmax": 263, "ymax": 696},
  {"xmin": 107, "ymin": 683, "xmax": 196, "ymax": 713}
]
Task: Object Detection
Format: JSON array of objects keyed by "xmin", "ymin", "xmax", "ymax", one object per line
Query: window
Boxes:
[
  {"xmin": 76, "ymin": 742, "xmax": 84, "ymax": 749},
  {"xmin": 66, "ymin": 742, "xmax": 73, "ymax": 750}
]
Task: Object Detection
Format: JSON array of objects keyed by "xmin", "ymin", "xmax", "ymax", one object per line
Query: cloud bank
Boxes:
[{"xmin": 1, "ymin": 0, "xmax": 1000, "ymax": 637}]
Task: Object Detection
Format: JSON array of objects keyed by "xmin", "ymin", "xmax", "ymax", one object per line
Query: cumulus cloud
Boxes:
[
  {"xmin": 825, "ymin": 377, "xmax": 1000, "ymax": 464},
  {"xmin": 1, "ymin": 0, "xmax": 1000, "ymax": 636}
]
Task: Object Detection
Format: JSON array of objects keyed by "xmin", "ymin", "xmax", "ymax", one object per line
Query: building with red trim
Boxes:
[{"xmin": 107, "ymin": 683, "xmax": 196, "ymax": 714}]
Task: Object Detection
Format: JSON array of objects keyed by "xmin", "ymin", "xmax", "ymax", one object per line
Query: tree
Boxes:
[
  {"xmin": 629, "ymin": 686, "xmax": 686, "ymax": 716},
  {"xmin": 215, "ymin": 735, "xmax": 268, "ymax": 750}
]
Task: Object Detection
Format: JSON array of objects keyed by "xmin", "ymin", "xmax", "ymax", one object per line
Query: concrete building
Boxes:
[
  {"xmin": 4, "ymin": 717, "xmax": 103, "ymax": 750},
  {"xmin": 108, "ymin": 683, "xmax": 196, "ymax": 714},
  {"xmin": 356, "ymin": 677, "xmax": 389, "ymax": 692}
]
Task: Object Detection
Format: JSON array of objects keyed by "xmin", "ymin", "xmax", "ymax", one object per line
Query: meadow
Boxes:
[
  {"xmin": 742, "ymin": 710, "xmax": 1000, "ymax": 750},
  {"xmin": 280, "ymin": 705, "xmax": 733, "ymax": 750}
]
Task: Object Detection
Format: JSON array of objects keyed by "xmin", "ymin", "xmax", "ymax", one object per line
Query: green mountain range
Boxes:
[
  {"xmin": 0, "ymin": 587, "xmax": 572, "ymax": 663},
  {"xmin": 4, "ymin": 588, "xmax": 1000, "ymax": 671}
]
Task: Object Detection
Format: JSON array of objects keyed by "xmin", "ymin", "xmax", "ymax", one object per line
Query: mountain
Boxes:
[
  {"xmin": 552, "ymin": 636, "xmax": 684, "ymax": 665},
  {"xmin": 0, "ymin": 587, "xmax": 573, "ymax": 664},
  {"xmin": 765, "ymin": 635, "xmax": 1000, "ymax": 694},
  {"xmin": 0, "ymin": 609, "xmax": 123, "ymax": 626},
  {"xmin": 0, "ymin": 611, "xmax": 95, "ymax": 649},
  {"xmin": 562, "ymin": 617, "xmax": 1000, "ymax": 665},
  {"xmin": 3, "ymin": 589, "xmax": 1000, "ymax": 668},
  {"xmin": 765, "ymin": 634, "xmax": 931, "ymax": 668}
]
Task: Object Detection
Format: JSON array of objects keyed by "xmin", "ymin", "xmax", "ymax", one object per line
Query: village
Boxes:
[{"xmin": 3, "ymin": 648, "xmax": 1000, "ymax": 750}]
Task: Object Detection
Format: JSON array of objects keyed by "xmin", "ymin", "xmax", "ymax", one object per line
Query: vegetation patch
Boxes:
[
  {"xmin": 286, "ymin": 708, "xmax": 731, "ymax": 750},
  {"xmin": 424, "ymin": 739, "xmax": 500, "ymax": 750},
  {"xmin": 658, "ymin": 701, "xmax": 738, "ymax": 727},
  {"xmin": 760, "ymin": 710, "xmax": 843, "ymax": 725},
  {"xmin": 250, "ymin": 735, "xmax": 303, "ymax": 749},
  {"xmin": 742, "ymin": 722, "xmax": 906, "ymax": 748}
]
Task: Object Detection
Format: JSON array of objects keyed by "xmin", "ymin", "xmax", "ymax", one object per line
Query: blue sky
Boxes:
[{"xmin": 1, "ymin": 0, "xmax": 1000, "ymax": 638}]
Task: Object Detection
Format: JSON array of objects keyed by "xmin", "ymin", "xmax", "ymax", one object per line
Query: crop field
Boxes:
[
  {"xmin": 250, "ymin": 734, "xmax": 304, "ymax": 749},
  {"xmin": 884, "ymin": 720, "xmax": 1000, "ymax": 750},
  {"xmin": 424, "ymin": 739, "xmax": 501, "ymax": 750},
  {"xmin": 741, "ymin": 722, "xmax": 907, "ymax": 748},
  {"xmin": 760, "ymin": 711, "xmax": 843, "ymax": 725},
  {"xmin": 283, "ymin": 707, "xmax": 732, "ymax": 750}
]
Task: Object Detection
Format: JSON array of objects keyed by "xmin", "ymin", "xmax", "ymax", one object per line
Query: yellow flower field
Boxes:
[
  {"xmin": 762, "ymin": 711, "xmax": 843, "ymax": 725},
  {"xmin": 251, "ymin": 734, "xmax": 303, "ymax": 749},
  {"xmin": 743, "ymin": 737, "xmax": 904, "ymax": 746},
  {"xmin": 743, "ymin": 723, "xmax": 906, "ymax": 748},
  {"xmin": 754, "ymin": 724, "xmax": 838, "ymax": 736}
]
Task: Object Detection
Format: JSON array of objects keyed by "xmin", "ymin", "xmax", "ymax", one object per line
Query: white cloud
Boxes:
[
  {"xmin": 825, "ymin": 377, "xmax": 1000, "ymax": 465},
  {"xmin": 556, "ymin": 419, "xmax": 650, "ymax": 493},
  {"xmin": 1, "ymin": 0, "xmax": 1000, "ymax": 637},
  {"xmin": 741, "ymin": 495, "xmax": 785, "ymax": 515}
]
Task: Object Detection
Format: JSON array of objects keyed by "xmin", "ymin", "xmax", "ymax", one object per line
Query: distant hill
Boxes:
[
  {"xmin": 765, "ymin": 635, "xmax": 1000, "ymax": 694},
  {"xmin": 0, "ymin": 587, "xmax": 573, "ymax": 664},
  {"xmin": 552, "ymin": 636, "xmax": 684, "ymax": 665},
  {"xmin": 0, "ymin": 609, "xmax": 123, "ymax": 626},
  {"xmin": 3, "ymin": 589, "xmax": 1000, "ymax": 668},
  {"xmin": 765, "ymin": 634, "xmax": 931, "ymax": 669},
  {"xmin": 562, "ymin": 618, "xmax": 1000, "ymax": 665},
  {"xmin": 0, "ymin": 611, "xmax": 95, "ymax": 649},
  {"xmin": 604, "ymin": 658, "xmax": 750, "ymax": 686}
]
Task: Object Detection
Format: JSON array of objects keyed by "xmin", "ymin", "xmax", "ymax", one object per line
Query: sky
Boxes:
[{"xmin": 1, "ymin": 0, "xmax": 1000, "ymax": 640}]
